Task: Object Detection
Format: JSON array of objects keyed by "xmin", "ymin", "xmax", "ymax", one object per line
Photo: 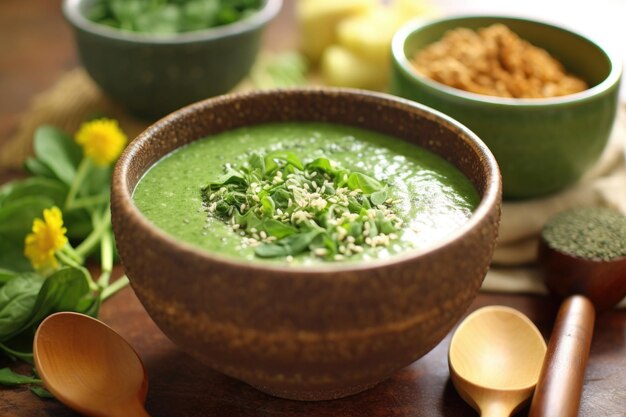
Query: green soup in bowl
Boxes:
[
  {"xmin": 111, "ymin": 88, "xmax": 501, "ymax": 400},
  {"xmin": 391, "ymin": 15, "xmax": 622, "ymax": 199},
  {"xmin": 133, "ymin": 122, "xmax": 480, "ymax": 264}
]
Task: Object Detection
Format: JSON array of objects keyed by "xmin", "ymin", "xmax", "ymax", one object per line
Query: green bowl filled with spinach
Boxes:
[{"xmin": 63, "ymin": 0, "xmax": 282, "ymax": 118}]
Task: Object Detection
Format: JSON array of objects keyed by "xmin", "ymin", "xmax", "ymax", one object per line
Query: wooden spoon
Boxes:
[
  {"xmin": 449, "ymin": 306, "xmax": 547, "ymax": 417},
  {"xmin": 529, "ymin": 238, "xmax": 626, "ymax": 417},
  {"xmin": 34, "ymin": 312, "xmax": 150, "ymax": 417}
]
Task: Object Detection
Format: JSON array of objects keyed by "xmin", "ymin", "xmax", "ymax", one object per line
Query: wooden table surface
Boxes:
[{"xmin": 1, "ymin": 1, "xmax": 625, "ymax": 416}]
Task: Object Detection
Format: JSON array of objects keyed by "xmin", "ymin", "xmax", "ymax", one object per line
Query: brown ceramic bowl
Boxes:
[{"xmin": 111, "ymin": 88, "xmax": 501, "ymax": 401}]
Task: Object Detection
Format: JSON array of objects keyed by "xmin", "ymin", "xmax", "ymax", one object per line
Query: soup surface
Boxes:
[{"xmin": 133, "ymin": 122, "xmax": 479, "ymax": 264}]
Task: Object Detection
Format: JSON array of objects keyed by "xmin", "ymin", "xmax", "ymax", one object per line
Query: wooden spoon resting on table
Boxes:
[
  {"xmin": 449, "ymin": 306, "xmax": 547, "ymax": 417},
  {"xmin": 530, "ymin": 207, "xmax": 626, "ymax": 417},
  {"xmin": 34, "ymin": 312, "xmax": 150, "ymax": 417}
]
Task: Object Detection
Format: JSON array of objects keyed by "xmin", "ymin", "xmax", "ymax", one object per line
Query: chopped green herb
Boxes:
[
  {"xmin": 88, "ymin": 0, "xmax": 263, "ymax": 34},
  {"xmin": 202, "ymin": 152, "xmax": 403, "ymax": 260},
  {"xmin": 542, "ymin": 207, "xmax": 626, "ymax": 261}
]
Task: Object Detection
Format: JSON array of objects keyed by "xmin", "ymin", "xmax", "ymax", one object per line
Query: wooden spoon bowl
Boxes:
[
  {"xmin": 449, "ymin": 306, "xmax": 547, "ymax": 417},
  {"xmin": 34, "ymin": 312, "xmax": 149, "ymax": 417}
]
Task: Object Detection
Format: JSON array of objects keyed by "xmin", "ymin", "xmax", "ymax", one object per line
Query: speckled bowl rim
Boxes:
[
  {"xmin": 113, "ymin": 88, "xmax": 501, "ymax": 275},
  {"xmin": 392, "ymin": 15, "xmax": 623, "ymax": 108},
  {"xmin": 63, "ymin": 0, "xmax": 282, "ymax": 44}
]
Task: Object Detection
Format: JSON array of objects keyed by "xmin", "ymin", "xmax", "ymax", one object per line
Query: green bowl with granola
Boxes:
[
  {"xmin": 391, "ymin": 15, "xmax": 622, "ymax": 199},
  {"xmin": 110, "ymin": 88, "xmax": 501, "ymax": 401}
]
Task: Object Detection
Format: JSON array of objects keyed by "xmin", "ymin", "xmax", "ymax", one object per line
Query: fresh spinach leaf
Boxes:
[
  {"xmin": 33, "ymin": 126, "xmax": 82, "ymax": 185},
  {"xmin": 265, "ymin": 151, "xmax": 304, "ymax": 172},
  {"xmin": 255, "ymin": 230, "xmax": 320, "ymax": 258},
  {"xmin": 262, "ymin": 219, "xmax": 297, "ymax": 239},
  {"xmin": 306, "ymin": 158, "xmax": 334, "ymax": 175},
  {"xmin": 0, "ymin": 276, "xmax": 43, "ymax": 341},
  {"xmin": 347, "ymin": 172, "xmax": 383, "ymax": 194},
  {"xmin": 370, "ymin": 187, "xmax": 388, "ymax": 207},
  {"xmin": 0, "ymin": 177, "xmax": 67, "ymax": 208},
  {"xmin": 22, "ymin": 267, "xmax": 91, "ymax": 332}
]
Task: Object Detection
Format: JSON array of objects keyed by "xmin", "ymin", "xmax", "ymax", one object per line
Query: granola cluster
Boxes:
[{"xmin": 412, "ymin": 24, "xmax": 588, "ymax": 98}]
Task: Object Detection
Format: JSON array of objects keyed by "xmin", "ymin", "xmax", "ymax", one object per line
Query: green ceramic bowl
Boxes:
[
  {"xmin": 63, "ymin": 0, "xmax": 282, "ymax": 119},
  {"xmin": 391, "ymin": 16, "xmax": 622, "ymax": 199}
]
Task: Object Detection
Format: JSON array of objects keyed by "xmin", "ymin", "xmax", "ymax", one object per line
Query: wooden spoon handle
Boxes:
[{"xmin": 529, "ymin": 295, "xmax": 595, "ymax": 417}]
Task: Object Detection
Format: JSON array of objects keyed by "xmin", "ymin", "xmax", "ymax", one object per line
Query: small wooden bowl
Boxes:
[{"xmin": 111, "ymin": 88, "xmax": 502, "ymax": 401}]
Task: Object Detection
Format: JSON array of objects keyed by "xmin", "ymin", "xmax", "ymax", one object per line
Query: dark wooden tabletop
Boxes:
[{"xmin": 1, "ymin": 1, "xmax": 625, "ymax": 416}]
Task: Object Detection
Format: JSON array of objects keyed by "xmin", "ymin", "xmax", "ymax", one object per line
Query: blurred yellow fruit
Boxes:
[
  {"xmin": 337, "ymin": 8, "xmax": 402, "ymax": 65},
  {"xmin": 393, "ymin": 0, "xmax": 434, "ymax": 18},
  {"xmin": 320, "ymin": 45, "xmax": 388, "ymax": 91},
  {"xmin": 297, "ymin": 0, "xmax": 375, "ymax": 63}
]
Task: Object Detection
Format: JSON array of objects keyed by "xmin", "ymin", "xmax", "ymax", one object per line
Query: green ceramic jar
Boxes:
[
  {"xmin": 63, "ymin": 0, "xmax": 282, "ymax": 119},
  {"xmin": 391, "ymin": 16, "xmax": 622, "ymax": 199}
]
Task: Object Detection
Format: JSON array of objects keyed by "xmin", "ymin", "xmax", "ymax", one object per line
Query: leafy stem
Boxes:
[
  {"xmin": 97, "ymin": 230, "xmax": 114, "ymax": 288},
  {"xmin": 75, "ymin": 207, "xmax": 111, "ymax": 258},
  {"xmin": 67, "ymin": 192, "xmax": 110, "ymax": 210},
  {"xmin": 0, "ymin": 344, "xmax": 35, "ymax": 363},
  {"xmin": 64, "ymin": 157, "xmax": 92, "ymax": 211},
  {"xmin": 101, "ymin": 275, "xmax": 129, "ymax": 301}
]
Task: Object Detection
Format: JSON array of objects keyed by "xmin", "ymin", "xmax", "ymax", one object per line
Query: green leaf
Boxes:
[
  {"xmin": 265, "ymin": 151, "xmax": 304, "ymax": 173},
  {"xmin": 63, "ymin": 209, "xmax": 94, "ymax": 240},
  {"xmin": 80, "ymin": 165, "xmax": 113, "ymax": 197},
  {"xmin": 181, "ymin": 0, "xmax": 219, "ymax": 31},
  {"xmin": 306, "ymin": 158, "xmax": 334, "ymax": 175},
  {"xmin": 30, "ymin": 386, "xmax": 54, "ymax": 398},
  {"xmin": 255, "ymin": 230, "xmax": 321, "ymax": 258},
  {"xmin": 0, "ymin": 368, "xmax": 41, "ymax": 386},
  {"xmin": 0, "ymin": 275, "xmax": 43, "ymax": 341},
  {"xmin": 262, "ymin": 219, "xmax": 297, "ymax": 239},
  {"xmin": 248, "ymin": 152, "xmax": 266, "ymax": 175},
  {"xmin": 0, "ymin": 196, "xmax": 55, "ymax": 242},
  {"xmin": 234, "ymin": 210, "xmax": 262, "ymax": 230},
  {"xmin": 0, "ymin": 269, "xmax": 18, "ymax": 286},
  {"xmin": 0, "ymin": 239, "xmax": 32, "ymax": 272},
  {"xmin": 370, "ymin": 187, "xmax": 388, "ymax": 207},
  {"xmin": 270, "ymin": 188, "xmax": 291, "ymax": 208},
  {"xmin": 347, "ymin": 172, "xmax": 383, "ymax": 194},
  {"xmin": 259, "ymin": 196, "xmax": 275, "ymax": 217},
  {"xmin": 0, "ymin": 178, "xmax": 67, "ymax": 209},
  {"xmin": 22, "ymin": 267, "xmax": 91, "ymax": 332},
  {"xmin": 134, "ymin": 4, "xmax": 181, "ymax": 34},
  {"xmin": 76, "ymin": 293, "xmax": 101, "ymax": 318},
  {"xmin": 24, "ymin": 158, "xmax": 56, "ymax": 179},
  {"xmin": 33, "ymin": 126, "xmax": 82, "ymax": 185},
  {"xmin": 205, "ymin": 173, "xmax": 247, "ymax": 191}
]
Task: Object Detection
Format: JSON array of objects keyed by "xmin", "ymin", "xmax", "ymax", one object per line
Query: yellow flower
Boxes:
[
  {"xmin": 24, "ymin": 207, "xmax": 68, "ymax": 270},
  {"xmin": 75, "ymin": 118, "xmax": 127, "ymax": 166}
]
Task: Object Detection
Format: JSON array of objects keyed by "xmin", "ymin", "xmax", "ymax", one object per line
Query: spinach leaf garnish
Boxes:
[{"xmin": 203, "ymin": 152, "xmax": 403, "ymax": 261}]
